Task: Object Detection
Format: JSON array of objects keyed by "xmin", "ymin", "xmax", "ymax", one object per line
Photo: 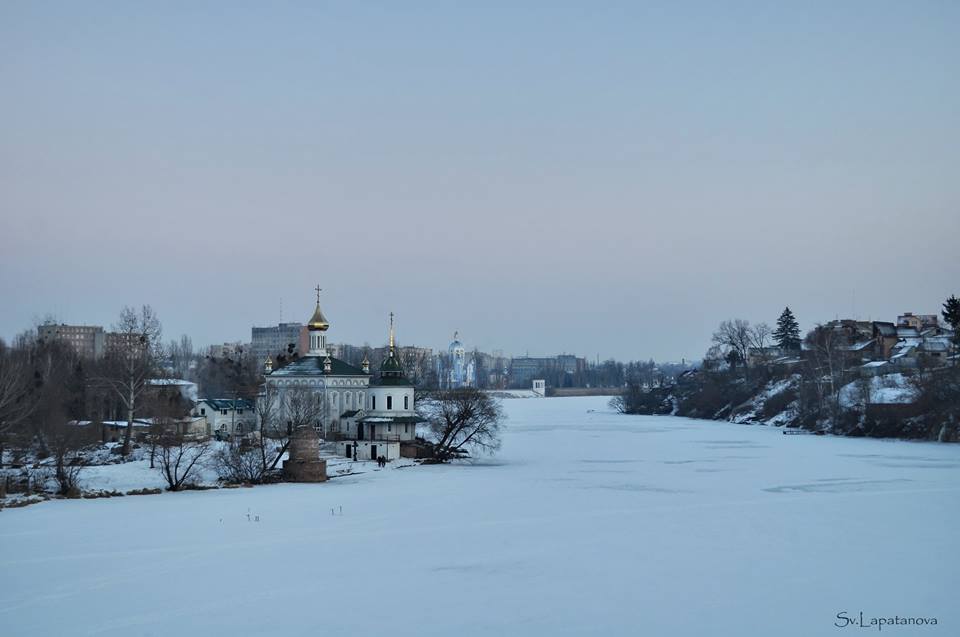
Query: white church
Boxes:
[{"xmin": 261, "ymin": 290, "xmax": 418, "ymax": 461}]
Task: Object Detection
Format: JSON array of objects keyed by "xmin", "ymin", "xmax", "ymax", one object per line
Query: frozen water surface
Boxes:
[{"xmin": 1, "ymin": 396, "xmax": 957, "ymax": 636}]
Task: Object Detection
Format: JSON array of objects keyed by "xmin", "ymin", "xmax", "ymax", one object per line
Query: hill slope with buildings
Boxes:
[{"xmin": 617, "ymin": 311, "xmax": 959, "ymax": 441}]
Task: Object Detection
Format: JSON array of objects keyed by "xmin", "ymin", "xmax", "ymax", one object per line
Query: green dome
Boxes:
[{"xmin": 380, "ymin": 349, "xmax": 404, "ymax": 377}]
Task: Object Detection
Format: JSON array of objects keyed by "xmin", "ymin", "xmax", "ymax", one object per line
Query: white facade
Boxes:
[
  {"xmin": 337, "ymin": 440, "xmax": 400, "ymax": 461},
  {"xmin": 194, "ymin": 399, "xmax": 257, "ymax": 435},
  {"xmin": 264, "ymin": 374, "xmax": 369, "ymax": 434},
  {"xmin": 367, "ymin": 385, "xmax": 415, "ymax": 418}
]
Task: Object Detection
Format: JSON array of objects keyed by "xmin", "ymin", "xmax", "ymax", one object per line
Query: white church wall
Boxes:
[
  {"xmin": 337, "ymin": 441, "xmax": 400, "ymax": 461},
  {"xmin": 367, "ymin": 386, "xmax": 415, "ymax": 417}
]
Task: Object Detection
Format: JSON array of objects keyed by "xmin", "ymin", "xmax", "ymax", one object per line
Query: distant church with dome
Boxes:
[
  {"xmin": 261, "ymin": 288, "xmax": 417, "ymax": 461},
  {"xmin": 438, "ymin": 331, "xmax": 476, "ymax": 388}
]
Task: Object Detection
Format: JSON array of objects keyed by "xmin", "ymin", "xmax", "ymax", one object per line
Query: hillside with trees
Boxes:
[{"xmin": 614, "ymin": 299, "xmax": 960, "ymax": 441}]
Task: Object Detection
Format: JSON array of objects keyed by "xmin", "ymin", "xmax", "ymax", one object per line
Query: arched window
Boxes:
[
  {"xmin": 372, "ymin": 395, "xmax": 376, "ymax": 410},
  {"xmin": 404, "ymin": 395, "xmax": 409, "ymax": 410},
  {"xmin": 387, "ymin": 395, "xmax": 393, "ymax": 410}
]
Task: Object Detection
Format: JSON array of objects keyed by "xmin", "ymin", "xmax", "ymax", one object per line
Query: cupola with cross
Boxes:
[
  {"xmin": 307, "ymin": 285, "xmax": 330, "ymax": 356},
  {"xmin": 379, "ymin": 312, "xmax": 406, "ymax": 380}
]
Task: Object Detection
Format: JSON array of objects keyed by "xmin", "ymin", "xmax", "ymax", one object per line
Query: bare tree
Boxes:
[
  {"xmin": 750, "ymin": 322, "xmax": 772, "ymax": 349},
  {"xmin": 156, "ymin": 432, "xmax": 211, "ymax": 491},
  {"xmin": 282, "ymin": 386, "xmax": 324, "ymax": 433},
  {"xmin": 802, "ymin": 324, "xmax": 855, "ymax": 421},
  {"xmin": 142, "ymin": 388, "xmax": 189, "ymax": 469},
  {"xmin": 0, "ymin": 344, "xmax": 35, "ymax": 466},
  {"xmin": 418, "ymin": 388, "xmax": 505, "ymax": 461},
  {"xmin": 257, "ymin": 386, "xmax": 291, "ymax": 473},
  {"xmin": 214, "ymin": 438, "xmax": 265, "ymax": 484},
  {"xmin": 749, "ymin": 322, "xmax": 774, "ymax": 366},
  {"xmin": 712, "ymin": 319, "xmax": 753, "ymax": 372},
  {"xmin": 93, "ymin": 306, "xmax": 162, "ymax": 456},
  {"xmin": 48, "ymin": 421, "xmax": 85, "ymax": 496},
  {"xmin": 215, "ymin": 385, "xmax": 291, "ymax": 483},
  {"xmin": 166, "ymin": 334, "xmax": 194, "ymax": 380}
]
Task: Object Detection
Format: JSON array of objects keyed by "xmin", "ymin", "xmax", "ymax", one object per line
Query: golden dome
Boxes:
[{"xmin": 308, "ymin": 303, "xmax": 329, "ymax": 331}]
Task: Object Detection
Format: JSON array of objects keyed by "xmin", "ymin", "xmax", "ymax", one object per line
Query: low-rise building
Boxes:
[
  {"xmin": 194, "ymin": 398, "xmax": 256, "ymax": 436},
  {"xmin": 897, "ymin": 312, "xmax": 939, "ymax": 331}
]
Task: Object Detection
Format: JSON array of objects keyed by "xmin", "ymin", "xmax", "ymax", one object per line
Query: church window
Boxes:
[
  {"xmin": 372, "ymin": 396, "xmax": 376, "ymax": 410},
  {"xmin": 388, "ymin": 423, "xmax": 392, "ymax": 432},
  {"xmin": 404, "ymin": 395, "xmax": 409, "ymax": 409},
  {"xmin": 387, "ymin": 396, "xmax": 393, "ymax": 410}
]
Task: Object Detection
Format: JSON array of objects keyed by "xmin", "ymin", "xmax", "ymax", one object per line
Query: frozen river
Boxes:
[{"xmin": 2, "ymin": 396, "xmax": 958, "ymax": 636}]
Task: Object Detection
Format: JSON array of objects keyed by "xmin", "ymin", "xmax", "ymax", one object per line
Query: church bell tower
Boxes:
[{"xmin": 307, "ymin": 285, "xmax": 330, "ymax": 357}]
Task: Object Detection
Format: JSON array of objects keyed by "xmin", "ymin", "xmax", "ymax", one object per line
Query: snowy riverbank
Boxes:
[{"xmin": 2, "ymin": 396, "xmax": 958, "ymax": 636}]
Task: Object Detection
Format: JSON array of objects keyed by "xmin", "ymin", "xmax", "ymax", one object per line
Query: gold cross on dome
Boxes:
[{"xmin": 315, "ymin": 285, "xmax": 322, "ymax": 304}]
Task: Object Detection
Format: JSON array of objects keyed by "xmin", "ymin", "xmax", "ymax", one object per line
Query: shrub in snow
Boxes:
[
  {"xmin": 214, "ymin": 442, "xmax": 265, "ymax": 485},
  {"xmin": 155, "ymin": 434, "xmax": 212, "ymax": 491}
]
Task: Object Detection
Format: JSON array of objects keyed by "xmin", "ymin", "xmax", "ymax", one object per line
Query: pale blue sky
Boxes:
[{"xmin": 1, "ymin": 1, "xmax": 958, "ymax": 360}]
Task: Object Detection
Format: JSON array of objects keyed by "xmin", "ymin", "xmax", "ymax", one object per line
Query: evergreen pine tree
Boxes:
[
  {"xmin": 942, "ymin": 295, "xmax": 960, "ymax": 345},
  {"xmin": 773, "ymin": 307, "xmax": 801, "ymax": 350}
]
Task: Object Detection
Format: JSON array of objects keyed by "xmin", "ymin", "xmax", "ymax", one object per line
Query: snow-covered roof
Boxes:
[
  {"xmin": 920, "ymin": 338, "xmax": 952, "ymax": 353},
  {"xmin": 197, "ymin": 398, "xmax": 255, "ymax": 410},
  {"xmin": 148, "ymin": 378, "xmax": 196, "ymax": 386}
]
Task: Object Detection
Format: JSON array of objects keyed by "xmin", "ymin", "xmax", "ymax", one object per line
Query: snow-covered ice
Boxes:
[{"xmin": 2, "ymin": 396, "xmax": 958, "ymax": 636}]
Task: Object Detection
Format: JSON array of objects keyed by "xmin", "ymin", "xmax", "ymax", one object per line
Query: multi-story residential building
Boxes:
[
  {"xmin": 510, "ymin": 354, "xmax": 588, "ymax": 388},
  {"xmin": 251, "ymin": 322, "xmax": 308, "ymax": 364},
  {"xmin": 207, "ymin": 342, "xmax": 248, "ymax": 359},
  {"xmin": 104, "ymin": 331, "xmax": 142, "ymax": 353},
  {"xmin": 510, "ymin": 357, "xmax": 556, "ymax": 387},
  {"xmin": 37, "ymin": 323, "xmax": 106, "ymax": 358}
]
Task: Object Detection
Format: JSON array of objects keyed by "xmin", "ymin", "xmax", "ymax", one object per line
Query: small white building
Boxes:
[
  {"xmin": 194, "ymin": 398, "xmax": 257, "ymax": 436},
  {"xmin": 532, "ymin": 379, "xmax": 546, "ymax": 397}
]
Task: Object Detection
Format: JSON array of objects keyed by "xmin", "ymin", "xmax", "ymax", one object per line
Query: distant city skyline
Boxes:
[
  {"xmin": 2, "ymin": 2, "xmax": 958, "ymax": 361},
  {"xmin": 12, "ymin": 294, "xmax": 951, "ymax": 364}
]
